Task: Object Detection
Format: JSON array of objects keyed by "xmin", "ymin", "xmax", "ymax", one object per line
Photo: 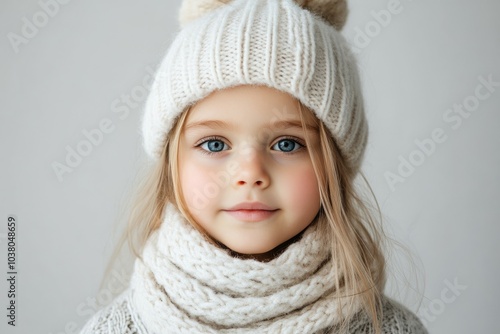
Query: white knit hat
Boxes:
[{"xmin": 141, "ymin": 0, "xmax": 368, "ymax": 173}]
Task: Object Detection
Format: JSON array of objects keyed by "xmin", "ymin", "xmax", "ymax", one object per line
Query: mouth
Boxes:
[{"xmin": 223, "ymin": 201, "xmax": 279, "ymax": 222}]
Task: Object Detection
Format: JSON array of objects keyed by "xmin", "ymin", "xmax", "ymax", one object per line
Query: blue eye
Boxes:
[
  {"xmin": 199, "ymin": 137, "xmax": 229, "ymax": 154},
  {"xmin": 272, "ymin": 138, "xmax": 303, "ymax": 153}
]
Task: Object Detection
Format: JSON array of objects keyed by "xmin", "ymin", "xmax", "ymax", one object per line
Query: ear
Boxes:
[
  {"xmin": 297, "ymin": 0, "xmax": 348, "ymax": 30},
  {"xmin": 178, "ymin": 0, "xmax": 233, "ymax": 28}
]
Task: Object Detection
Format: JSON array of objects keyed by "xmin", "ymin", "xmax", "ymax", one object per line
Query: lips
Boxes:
[
  {"xmin": 226, "ymin": 202, "xmax": 277, "ymax": 211},
  {"xmin": 223, "ymin": 202, "xmax": 278, "ymax": 222}
]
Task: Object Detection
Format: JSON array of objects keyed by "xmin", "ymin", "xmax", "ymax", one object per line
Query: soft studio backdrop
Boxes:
[{"xmin": 1, "ymin": 0, "xmax": 498, "ymax": 333}]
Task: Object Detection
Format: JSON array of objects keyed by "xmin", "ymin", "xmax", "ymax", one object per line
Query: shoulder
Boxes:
[
  {"xmin": 345, "ymin": 295, "xmax": 428, "ymax": 334},
  {"xmin": 79, "ymin": 289, "xmax": 146, "ymax": 334}
]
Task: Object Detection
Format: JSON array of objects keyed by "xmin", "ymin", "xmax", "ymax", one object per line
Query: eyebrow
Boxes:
[
  {"xmin": 273, "ymin": 120, "xmax": 318, "ymax": 132},
  {"xmin": 184, "ymin": 120, "xmax": 231, "ymax": 132},
  {"xmin": 184, "ymin": 119, "xmax": 318, "ymax": 132}
]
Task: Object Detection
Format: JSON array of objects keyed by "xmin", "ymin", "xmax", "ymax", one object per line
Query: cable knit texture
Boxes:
[
  {"xmin": 80, "ymin": 203, "xmax": 428, "ymax": 333},
  {"xmin": 141, "ymin": 0, "xmax": 368, "ymax": 173}
]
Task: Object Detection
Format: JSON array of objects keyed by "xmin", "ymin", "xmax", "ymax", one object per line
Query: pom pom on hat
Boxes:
[{"xmin": 179, "ymin": 0, "xmax": 348, "ymax": 30}]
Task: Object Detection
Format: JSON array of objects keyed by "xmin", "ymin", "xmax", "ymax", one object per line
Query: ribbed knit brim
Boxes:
[{"xmin": 141, "ymin": 0, "xmax": 368, "ymax": 173}]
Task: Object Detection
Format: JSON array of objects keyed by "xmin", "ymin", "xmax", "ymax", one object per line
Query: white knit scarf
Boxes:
[{"xmin": 130, "ymin": 202, "xmax": 361, "ymax": 333}]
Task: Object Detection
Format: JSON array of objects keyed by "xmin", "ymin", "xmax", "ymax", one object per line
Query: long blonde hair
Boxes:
[{"xmin": 101, "ymin": 97, "xmax": 389, "ymax": 333}]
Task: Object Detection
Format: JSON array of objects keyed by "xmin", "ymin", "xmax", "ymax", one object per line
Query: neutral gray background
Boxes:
[{"xmin": 1, "ymin": 0, "xmax": 499, "ymax": 333}]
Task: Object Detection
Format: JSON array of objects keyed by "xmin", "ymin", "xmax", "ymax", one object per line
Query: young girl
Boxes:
[{"xmin": 81, "ymin": 0, "xmax": 427, "ymax": 333}]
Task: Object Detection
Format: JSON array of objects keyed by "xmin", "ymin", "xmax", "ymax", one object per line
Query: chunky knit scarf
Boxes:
[{"xmin": 129, "ymin": 202, "xmax": 361, "ymax": 333}]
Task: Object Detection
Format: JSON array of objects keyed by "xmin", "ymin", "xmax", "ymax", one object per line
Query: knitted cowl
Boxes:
[{"xmin": 130, "ymin": 202, "xmax": 361, "ymax": 333}]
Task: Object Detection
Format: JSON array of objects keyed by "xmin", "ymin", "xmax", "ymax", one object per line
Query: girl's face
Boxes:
[{"xmin": 178, "ymin": 85, "xmax": 321, "ymax": 259}]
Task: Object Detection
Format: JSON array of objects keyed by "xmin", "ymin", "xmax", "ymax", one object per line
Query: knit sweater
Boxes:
[
  {"xmin": 80, "ymin": 203, "xmax": 427, "ymax": 333},
  {"xmin": 80, "ymin": 289, "xmax": 426, "ymax": 334}
]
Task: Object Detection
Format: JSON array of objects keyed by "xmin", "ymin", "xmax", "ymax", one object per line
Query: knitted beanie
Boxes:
[{"xmin": 141, "ymin": 0, "xmax": 368, "ymax": 173}]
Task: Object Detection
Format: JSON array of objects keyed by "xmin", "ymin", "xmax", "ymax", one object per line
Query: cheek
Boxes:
[
  {"xmin": 286, "ymin": 165, "xmax": 320, "ymax": 209},
  {"xmin": 181, "ymin": 164, "xmax": 205, "ymax": 193},
  {"xmin": 179, "ymin": 158, "xmax": 215, "ymax": 211}
]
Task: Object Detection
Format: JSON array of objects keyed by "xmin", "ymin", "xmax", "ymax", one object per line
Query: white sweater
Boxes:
[
  {"xmin": 80, "ymin": 203, "xmax": 427, "ymax": 333},
  {"xmin": 80, "ymin": 288, "xmax": 427, "ymax": 334}
]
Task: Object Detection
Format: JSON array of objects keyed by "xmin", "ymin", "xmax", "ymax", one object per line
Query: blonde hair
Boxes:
[
  {"xmin": 296, "ymin": 101, "xmax": 387, "ymax": 332},
  {"xmin": 101, "ymin": 97, "xmax": 390, "ymax": 333}
]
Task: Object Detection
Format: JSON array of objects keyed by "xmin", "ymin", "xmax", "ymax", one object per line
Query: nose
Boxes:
[{"xmin": 231, "ymin": 145, "xmax": 270, "ymax": 189}]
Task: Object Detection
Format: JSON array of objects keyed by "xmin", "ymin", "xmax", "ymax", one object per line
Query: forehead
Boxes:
[{"xmin": 184, "ymin": 85, "xmax": 318, "ymax": 130}]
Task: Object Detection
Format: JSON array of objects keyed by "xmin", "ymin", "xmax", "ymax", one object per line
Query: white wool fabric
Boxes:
[
  {"xmin": 79, "ymin": 202, "xmax": 429, "ymax": 333},
  {"xmin": 141, "ymin": 0, "xmax": 368, "ymax": 173},
  {"xmin": 130, "ymin": 202, "xmax": 359, "ymax": 333}
]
